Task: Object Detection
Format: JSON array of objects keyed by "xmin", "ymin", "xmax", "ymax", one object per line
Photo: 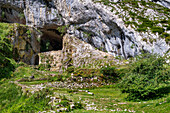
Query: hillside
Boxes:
[{"xmin": 0, "ymin": 0, "xmax": 170, "ymax": 112}]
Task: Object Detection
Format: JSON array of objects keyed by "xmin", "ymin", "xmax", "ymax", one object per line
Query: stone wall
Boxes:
[{"xmin": 39, "ymin": 51, "xmax": 62, "ymax": 71}]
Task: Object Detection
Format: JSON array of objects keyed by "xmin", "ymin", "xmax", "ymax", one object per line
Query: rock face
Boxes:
[
  {"xmin": 9, "ymin": 23, "xmax": 41, "ymax": 65},
  {"xmin": 0, "ymin": 0, "xmax": 169, "ymax": 66},
  {"xmin": 38, "ymin": 34, "xmax": 116, "ymax": 71},
  {"xmin": 61, "ymin": 34, "xmax": 116, "ymax": 70},
  {"xmin": 56, "ymin": 0, "xmax": 170, "ymax": 58},
  {"xmin": 0, "ymin": 0, "xmax": 26, "ymax": 24},
  {"xmin": 151, "ymin": 0, "xmax": 170, "ymax": 8}
]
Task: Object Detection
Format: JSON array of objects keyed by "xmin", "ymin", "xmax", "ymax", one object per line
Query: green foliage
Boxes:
[
  {"xmin": 83, "ymin": 31, "xmax": 92, "ymax": 38},
  {"xmin": 100, "ymin": 66, "xmax": 119, "ymax": 81},
  {"xmin": 0, "ymin": 82, "xmax": 22, "ymax": 111},
  {"xmin": 0, "ymin": 23, "xmax": 16, "ymax": 79},
  {"xmin": 165, "ymin": 36, "xmax": 170, "ymax": 43},
  {"xmin": 1, "ymin": 11, "xmax": 5, "ymax": 19},
  {"xmin": 137, "ymin": 27, "xmax": 147, "ymax": 32},
  {"xmin": 74, "ymin": 102, "xmax": 83, "ymax": 109},
  {"xmin": 66, "ymin": 66, "xmax": 75, "ymax": 73},
  {"xmin": 142, "ymin": 38, "xmax": 147, "ymax": 42},
  {"xmin": 73, "ymin": 68, "xmax": 100, "ymax": 78},
  {"xmin": 58, "ymin": 100, "xmax": 70, "ymax": 107},
  {"xmin": 0, "ymin": 82, "xmax": 51, "ymax": 112},
  {"xmin": 18, "ymin": 13, "xmax": 25, "ymax": 19},
  {"xmin": 38, "ymin": 63, "xmax": 51, "ymax": 71},
  {"xmin": 100, "ymin": 66, "xmax": 117, "ymax": 76},
  {"xmin": 167, "ymin": 25, "xmax": 170, "ymax": 30},
  {"xmin": 151, "ymin": 26, "xmax": 165, "ymax": 34},
  {"xmin": 119, "ymin": 54, "xmax": 170, "ymax": 101},
  {"xmin": 56, "ymin": 25, "xmax": 69, "ymax": 36},
  {"xmin": 40, "ymin": 40, "xmax": 50, "ymax": 52}
]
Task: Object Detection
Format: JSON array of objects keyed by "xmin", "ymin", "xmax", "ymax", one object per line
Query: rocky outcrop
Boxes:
[
  {"xmin": 151, "ymin": 0, "xmax": 170, "ymax": 8},
  {"xmin": 9, "ymin": 23, "xmax": 41, "ymax": 65},
  {"xmin": 0, "ymin": 0, "xmax": 26, "ymax": 24},
  {"xmin": 59, "ymin": 0, "xmax": 169, "ymax": 58},
  {"xmin": 38, "ymin": 34, "xmax": 116, "ymax": 71},
  {"xmin": 61, "ymin": 34, "xmax": 116, "ymax": 70},
  {"xmin": 0, "ymin": 0, "xmax": 169, "ymax": 63}
]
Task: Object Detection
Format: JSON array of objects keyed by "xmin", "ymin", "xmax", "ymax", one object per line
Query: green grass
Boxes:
[
  {"xmin": 12, "ymin": 66, "xmax": 62, "ymax": 82},
  {"xmin": 0, "ymin": 22, "xmax": 13, "ymax": 38},
  {"xmin": 0, "ymin": 81, "xmax": 51, "ymax": 113},
  {"xmin": 69, "ymin": 87, "xmax": 170, "ymax": 113},
  {"xmin": 47, "ymin": 85, "xmax": 170, "ymax": 113},
  {"xmin": 0, "ymin": 63, "xmax": 170, "ymax": 113}
]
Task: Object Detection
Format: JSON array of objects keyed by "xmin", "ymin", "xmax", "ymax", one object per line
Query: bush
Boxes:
[
  {"xmin": 74, "ymin": 102, "xmax": 83, "ymax": 109},
  {"xmin": 100, "ymin": 66, "xmax": 118, "ymax": 76},
  {"xmin": 151, "ymin": 26, "xmax": 165, "ymax": 34},
  {"xmin": 66, "ymin": 66, "xmax": 75, "ymax": 73},
  {"xmin": 100, "ymin": 66, "xmax": 119, "ymax": 81},
  {"xmin": 0, "ymin": 23, "xmax": 16, "ymax": 79},
  {"xmin": 119, "ymin": 54, "xmax": 170, "ymax": 101},
  {"xmin": 0, "ymin": 36, "xmax": 16, "ymax": 79},
  {"xmin": 38, "ymin": 63, "xmax": 51, "ymax": 71}
]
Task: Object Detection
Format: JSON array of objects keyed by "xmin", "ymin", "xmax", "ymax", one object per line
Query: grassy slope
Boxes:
[{"xmin": 0, "ymin": 65, "xmax": 169, "ymax": 113}]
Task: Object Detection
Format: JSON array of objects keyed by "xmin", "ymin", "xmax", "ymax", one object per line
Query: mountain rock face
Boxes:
[
  {"xmin": 38, "ymin": 34, "xmax": 116, "ymax": 71},
  {"xmin": 61, "ymin": 34, "xmax": 116, "ymax": 70},
  {"xmin": 8, "ymin": 23, "xmax": 41, "ymax": 65},
  {"xmin": 0, "ymin": 0, "xmax": 169, "ymax": 67},
  {"xmin": 151, "ymin": 0, "xmax": 170, "ymax": 9}
]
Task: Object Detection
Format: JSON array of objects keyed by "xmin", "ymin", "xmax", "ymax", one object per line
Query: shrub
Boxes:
[
  {"xmin": 165, "ymin": 36, "xmax": 170, "ymax": 43},
  {"xmin": 38, "ymin": 63, "xmax": 51, "ymax": 71},
  {"xmin": 167, "ymin": 25, "xmax": 170, "ymax": 30},
  {"xmin": 66, "ymin": 66, "xmax": 75, "ymax": 73},
  {"xmin": 100, "ymin": 66, "xmax": 117, "ymax": 76},
  {"xmin": 119, "ymin": 54, "xmax": 170, "ymax": 101},
  {"xmin": 59, "ymin": 100, "xmax": 70, "ymax": 107},
  {"xmin": 0, "ymin": 23, "xmax": 16, "ymax": 79},
  {"xmin": 100, "ymin": 66, "xmax": 119, "ymax": 81},
  {"xmin": 151, "ymin": 26, "xmax": 165, "ymax": 34},
  {"xmin": 74, "ymin": 102, "xmax": 83, "ymax": 109},
  {"xmin": 0, "ymin": 36, "xmax": 16, "ymax": 79}
]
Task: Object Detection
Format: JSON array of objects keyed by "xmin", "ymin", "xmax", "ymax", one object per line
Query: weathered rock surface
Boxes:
[
  {"xmin": 61, "ymin": 34, "xmax": 116, "ymax": 70},
  {"xmin": 151, "ymin": 0, "xmax": 170, "ymax": 8},
  {"xmin": 0, "ymin": 0, "xmax": 26, "ymax": 24},
  {"xmin": 9, "ymin": 23, "xmax": 41, "ymax": 65},
  {"xmin": 38, "ymin": 34, "xmax": 116, "ymax": 71},
  {"xmin": 0, "ymin": 0, "xmax": 169, "ymax": 66}
]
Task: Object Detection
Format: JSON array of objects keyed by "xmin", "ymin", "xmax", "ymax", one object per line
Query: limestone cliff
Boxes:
[{"xmin": 0, "ymin": 0, "xmax": 169, "ymax": 68}]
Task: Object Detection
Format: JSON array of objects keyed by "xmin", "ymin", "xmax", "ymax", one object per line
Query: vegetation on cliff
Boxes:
[
  {"xmin": 97, "ymin": 0, "xmax": 170, "ymax": 43},
  {"xmin": 0, "ymin": 23, "xmax": 16, "ymax": 79},
  {"xmin": 0, "ymin": 0, "xmax": 170, "ymax": 112}
]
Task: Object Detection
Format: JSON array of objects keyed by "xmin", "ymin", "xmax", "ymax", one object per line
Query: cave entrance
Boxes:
[
  {"xmin": 37, "ymin": 26, "xmax": 64, "ymax": 68},
  {"xmin": 40, "ymin": 30, "xmax": 63, "ymax": 52}
]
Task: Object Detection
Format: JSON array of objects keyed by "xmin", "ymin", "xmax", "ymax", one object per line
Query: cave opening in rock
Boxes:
[
  {"xmin": 40, "ymin": 30, "xmax": 63, "ymax": 52},
  {"xmin": 34, "ymin": 55, "xmax": 39, "ymax": 65}
]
